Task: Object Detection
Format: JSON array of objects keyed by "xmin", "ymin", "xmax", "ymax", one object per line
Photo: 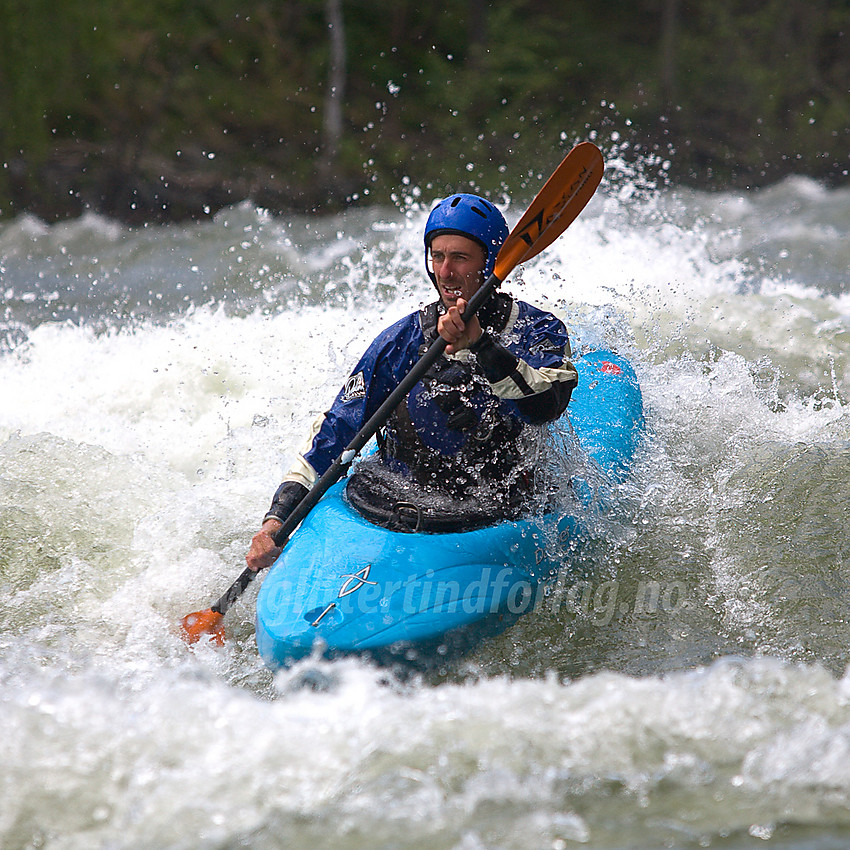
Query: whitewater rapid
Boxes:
[{"xmin": 2, "ymin": 168, "xmax": 850, "ymax": 848}]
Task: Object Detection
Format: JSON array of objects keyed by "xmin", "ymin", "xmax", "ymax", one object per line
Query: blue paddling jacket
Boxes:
[{"xmin": 266, "ymin": 293, "xmax": 578, "ymax": 520}]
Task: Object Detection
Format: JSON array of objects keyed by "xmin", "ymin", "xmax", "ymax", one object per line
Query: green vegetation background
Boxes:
[{"xmin": 1, "ymin": 0, "xmax": 847, "ymax": 222}]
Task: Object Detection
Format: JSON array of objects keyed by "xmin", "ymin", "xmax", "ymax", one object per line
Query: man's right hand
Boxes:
[{"xmin": 245, "ymin": 519, "xmax": 284, "ymax": 571}]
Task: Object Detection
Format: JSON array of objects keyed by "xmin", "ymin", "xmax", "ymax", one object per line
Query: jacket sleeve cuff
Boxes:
[
  {"xmin": 469, "ymin": 331, "xmax": 519, "ymax": 383},
  {"xmin": 263, "ymin": 481, "xmax": 309, "ymax": 525}
]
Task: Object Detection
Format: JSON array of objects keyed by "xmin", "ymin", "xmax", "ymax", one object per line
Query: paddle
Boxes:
[{"xmin": 179, "ymin": 141, "xmax": 604, "ymax": 645}]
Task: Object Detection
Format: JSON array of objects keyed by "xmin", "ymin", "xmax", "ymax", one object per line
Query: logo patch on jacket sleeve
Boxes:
[{"xmin": 342, "ymin": 371, "xmax": 366, "ymax": 402}]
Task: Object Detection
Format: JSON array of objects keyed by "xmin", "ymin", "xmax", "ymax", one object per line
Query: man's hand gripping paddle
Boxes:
[{"xmin": 179, "ymin": 141, "xmax": 604, "ymax": 645}]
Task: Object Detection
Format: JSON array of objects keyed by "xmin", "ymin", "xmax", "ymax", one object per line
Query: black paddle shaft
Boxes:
[
  {"xmin": 211, "ymin": 273, "xmax": 502, "ymax": 616},
  {"xmin": 200, "ymin": 142, "xmax": 605, "ymax": 622}
]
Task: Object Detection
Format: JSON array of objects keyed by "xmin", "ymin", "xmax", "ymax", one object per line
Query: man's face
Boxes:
[{"xmin": 429, "ymin": 234, "xmax": 487, "ymax": 310}]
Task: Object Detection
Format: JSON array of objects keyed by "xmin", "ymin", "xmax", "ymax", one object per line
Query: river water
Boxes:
[{"xmin": 2, "ymin": 157, "xmax": 850, "ymax": 848}]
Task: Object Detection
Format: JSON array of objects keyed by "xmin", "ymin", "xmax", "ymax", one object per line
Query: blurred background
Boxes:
[{"xmin": 1, "ymin": 0, "xmax": 848, "ymax": 224}]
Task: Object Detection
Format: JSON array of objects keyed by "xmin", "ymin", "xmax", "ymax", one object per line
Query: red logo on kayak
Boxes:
[{"xmin": 599, "ymin": 361, "xmax": 622, "ymax": 375}]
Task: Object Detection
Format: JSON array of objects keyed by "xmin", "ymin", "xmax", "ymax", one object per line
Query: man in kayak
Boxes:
[{"xmin": 246, "ymin": 193, "xmax": 578, "ymax": 570}]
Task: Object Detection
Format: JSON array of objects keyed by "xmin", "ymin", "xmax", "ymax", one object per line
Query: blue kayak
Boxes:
[{"xmin": 255, "ymin": 350, "xmax": 644, "ymax": 669}]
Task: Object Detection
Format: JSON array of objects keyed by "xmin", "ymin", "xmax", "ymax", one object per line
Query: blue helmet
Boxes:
[{"xmin": 424, "ymin": 194, "xmax": 508, "ymax": 283}]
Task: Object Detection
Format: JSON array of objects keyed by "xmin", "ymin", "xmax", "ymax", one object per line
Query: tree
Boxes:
[{"xmin": 320, "ymin": 0, "xmax": 347, "ymax": 186}]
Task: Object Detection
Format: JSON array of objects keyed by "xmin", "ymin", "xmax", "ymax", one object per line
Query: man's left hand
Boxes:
[{"xmin": 438, "ymin": 299, "xmax": 482, "ymax": 354}]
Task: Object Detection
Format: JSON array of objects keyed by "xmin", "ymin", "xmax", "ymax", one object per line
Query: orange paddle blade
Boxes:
[
  {"xmin": 179, "ymin": 608, "xmax": 225, "ymax": 646},
  {"xmin": 494, "ymin": 142, "xmax": 604, "ymax": 281}
]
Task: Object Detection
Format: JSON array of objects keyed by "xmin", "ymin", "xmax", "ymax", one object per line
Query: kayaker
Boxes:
[{"xmin": 246, "ymin": 193, "xmax": 578, "ymax": 570}]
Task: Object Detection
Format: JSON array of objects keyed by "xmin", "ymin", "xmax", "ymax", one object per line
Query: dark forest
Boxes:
[{"xmin": 1, "ymin": 0, "xmax": 847, "ymax": 222}]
